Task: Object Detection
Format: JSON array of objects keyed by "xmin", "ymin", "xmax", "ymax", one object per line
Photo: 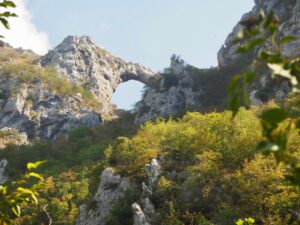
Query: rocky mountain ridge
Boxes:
[
  {"xmin": 0, "ymin": 36, "xmax": 158, "ymax": 140},
  {"xmin": 0, "ymin": 0, "xmax": 300, "ymax": 225},
  {"xmin": 73, "ymin": 1, "xmax": 300, "ymax": 224},
  {"xmin": 1, "ymin": 0, "xmax": 300, "ymax": 142},
  {"xmin": 40, "ymin": 36, "xmax": 159, "ymax": 118},
  {"xmin": 135, "ymin": 0, "xmax": 300, "ymax": 122}
]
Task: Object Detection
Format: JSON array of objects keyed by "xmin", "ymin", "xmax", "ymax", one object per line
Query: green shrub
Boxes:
[{"xmin": 106, "ymin": 190, "xmax": 138, "ymax": 225}]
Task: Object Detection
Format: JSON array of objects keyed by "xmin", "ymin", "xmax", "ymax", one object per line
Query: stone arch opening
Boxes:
[{"xmin": 111, "ymin": 80, "xmax": 146, "ymax": 110}]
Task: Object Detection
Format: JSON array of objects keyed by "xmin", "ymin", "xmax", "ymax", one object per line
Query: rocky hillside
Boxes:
[
  {"xmin": 218, "ymin": 0, "xmax": 300, "ymax": 67},
  {"xmin": 0, "ymin": 1, "xmax": 299, "ymax": 140},
  {"xmin": 40, "ymin": 36, "xmax": 158, "ymax": 117},
  {"xmin": 134, "ymin": 0, "xmax": 300, "ymax": 123},
  {"xmin": 0, "ymin": 37, "xmax": 157, "ymax": 140}
]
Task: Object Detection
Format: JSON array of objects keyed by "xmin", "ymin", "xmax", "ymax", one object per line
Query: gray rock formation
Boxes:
[
  {"xmin": 217, "ymin": 0, "xmax": 300, "ymax": 104},
  {"xmin": 218, "ymin": 0, "xmax": 300, "ymax": 67},
  {"xmin": 0, "ymin": 75, "xmax": 101, "ymax": 140},
  {"xmin": 1, "ymin": 1, "xmax": 298, "ymax": 140},
  {"xmin": 0, "ymin": 127, "xmax": 28, "ymax": 149},
  {"xmin": 76, "ymin": 168, "xmax": 130, "ymax": 225},
  {"xmin": 132, "ymin": 203, "xmax": 150, "ymax": 225},
  {"xmin": 132, "ymin": 159, "xmax": 161, "ymax": 225},
  {"xmin": 135, "ymin": 57, "xmax": 203, "ymax": 123},
  {"xmin": 76, "ymin": 159, "xmax": 161, "ymax": 225},
  {"xmin": 135, "ymin": 1, "xmax": 300, "ymax": 123},
  {"xmin": 0, "ymin": 36, "xmax": 158, "ymax": 140},
  {"xmin": 41, "ymin": 36, "xmax": 158, "ymax": 117},
  {"xmin": 0, "ymin": 159, "xmax": 8, "ymax": 184}
]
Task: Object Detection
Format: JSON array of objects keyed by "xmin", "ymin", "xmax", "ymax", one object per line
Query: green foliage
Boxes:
[
  {"xmin": 0, "ymin": 161, "xmax": 44, "ymax": 225},
  {"xmin": 163, "ymin": 202, "xmax": 184, "ymax": 225},
  {"xmin": 161, "ymin": 73, "xmax": 180, "ymax": 89},
  {"xmin": 106, "ymin": 190, "xmax": 138, "ymax": 225},
  {"xmin": 227, "ymin": 11, "xmax": 300, "ymax": 191},
  {"xmin": 108, "ymin": 121, "xmax": 161, "ymax": 176},
  {"xmin": 0, "ymin": 113, "xmax": 136, "ymax": 224},
  {"xmin": 236, "ymin": 218, "xmax": 255, "ymax": 225},
  {"xmin": 105, "ymin": 109, "xmax": 299, "ymax": 224},
  {"xmin": 0, "ymin": 0, "xmax": 17, "ymax": 38}
]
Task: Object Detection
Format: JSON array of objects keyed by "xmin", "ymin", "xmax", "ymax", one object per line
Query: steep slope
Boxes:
[
  {"xmin": 218, "ymin": 0, "xmax": 300, "ymax": 67},
  {"xmin": 40, "ymin": 36, "xmax": 158, "ymax": 118},
  {"xmin": 0, "ymin": 37, "xmax": 157, "ymax": 140},
  {"xmin": 134, "ymin": 0, "xmax": 300, "ymax": 123}
]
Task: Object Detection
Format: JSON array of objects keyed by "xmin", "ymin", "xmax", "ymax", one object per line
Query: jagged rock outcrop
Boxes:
[
  {"xmin": 0, "ymin": 159, "xmax": 8, "ymax": 184},
  {"xmin": 217, "ymin": 0, "xmax": 300, "ymax": 105},
  {"xmin": 41, "ymin": 36, "xmax": 158, "ymax": 117},
  {"xmin": 76, "ymin": 159, "xmax": 161, "ymax": 225},
  {"xmin": 135, "ymin": 0, "xmax": 300, "ymax": 123},
  {"xmin": 132, "ymin": 203, "xmax": 150, "ymax": 225},
  {"xmin": 135, "ymin": 56, "xmax": 203, "ymax": 123},
  {"xmin": 132, "ymin": 159, "xmax": 161, "ymax": 225},
  {"xmin": 0, "ymin": 36, "xmax": 157, "ymax": 140},
  {"xmin": 218, "ymin": 0, "xmax": 300, "ymax": 67},
  {"xmin": 1, "ymin": 1, "xmax": 299, "ymax": 137},
  {"xmin": 0, "ymin": 77, "xmax": 101, "ymax": 140},
  {"xmin": 76, "ymin": 168, "xmax": 131, "ymax": 225},
  {"xmin": 0, "ymin": 127, "xmax": 28, "ymax": 149}
]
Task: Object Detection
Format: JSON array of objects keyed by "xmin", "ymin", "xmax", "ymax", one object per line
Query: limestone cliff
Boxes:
[
  {"xmin": 40, "ymin": 36, "xmax": 158, "ymax": 118},
  {"xmin": 76, "ymin": 159, "xmax": 161, "ymax": 225},
  {"xmin": 218, "ymin": 0, "xmax": 300, "ymax": 67},
  {"xmin": 0, "ymin": 1, "xmax": 299, "ymax": 140},
  {"xmin": 0, "ymin": 37, "xmax": 157, "ymax": 140}
]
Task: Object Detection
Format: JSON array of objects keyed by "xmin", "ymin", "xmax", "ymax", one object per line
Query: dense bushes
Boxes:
[
  {"xmin": 106, "ymin": 108, "xmax": 300, "ymax": 224},
  {"xmin": 1, "ymin": 106, "xmax": 299, "ymax": 224},
  {"xmin": 0, "ymin": 113, "xmax": 136, "ymax": 224}
]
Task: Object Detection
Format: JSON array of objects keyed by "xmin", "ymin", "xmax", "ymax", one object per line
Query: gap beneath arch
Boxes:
[{"xmin": 111, "ymin": 80, "xmax": 145, "ymax": 110}]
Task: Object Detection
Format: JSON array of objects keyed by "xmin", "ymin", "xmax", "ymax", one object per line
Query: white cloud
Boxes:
[{"xmin": 0, "ymin": 0, "xmax": 50, "ymax": 55}]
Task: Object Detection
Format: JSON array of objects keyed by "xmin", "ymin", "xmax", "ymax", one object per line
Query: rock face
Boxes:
[
  {"xmin": 135, "ymin": 56, "xmax": 203, "ymax": 123},
  {"xmin": 0, "ymin": 159, "xmax": 8, "ymax": 184},
  {"xmin": 76, "ymin": 168, "xmax": 131, "ymax": 225},
  {"xmin": 0, "ymin": 127, "xmax": 28, "ymax": 149},
  {"xmin": 132, "ymin": 203, "xmax": 150, "ymax": 225},
  {"xmin": 218, "ymin": 0, "xmax": 300, "ymax": 67},
  {"xmin": 40, "ymin": 36, "xmax": 158, "ymax": 117},
  {"xmin": 0, "ymin": 36, "xmax": 157, "ymax": 140},
  {"xmin": 132, "ymin": 159, "xmax": 161, "ymax": 225},
  {"xmin": 217, "ymin": 0, "xmax": 300, "ymax": 105},
  {"xmin": 0, "ymin": 2, "xmax": 298, "ymax": 139},
  {"xmin": 135, "ymin": 1, "xmax": 300, "ymax": 123},
  {"xmin": 0, "ymin": 76, "xmax": 101, "ymax": 140},
  {"xmin": 76, "ymin": 159, "xmax": 161, "ymax": 225}
]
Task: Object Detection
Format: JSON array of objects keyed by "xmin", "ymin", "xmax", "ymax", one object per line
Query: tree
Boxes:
[
  {"xmin": 228, "ymin": 11, "xmax": 300, "ymax": 190},
  {"xmin": 0, "ymin": 0, "xmax": 17, "ymax": 38}
]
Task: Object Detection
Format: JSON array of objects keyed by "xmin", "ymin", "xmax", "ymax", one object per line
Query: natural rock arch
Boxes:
[
  {"xmin": 40, "ymin": 36, "xmax": 159, "ymax": 107},
  {"xmin": 111, "ymin": 80, "xmax": 145, "ymax": 110}
]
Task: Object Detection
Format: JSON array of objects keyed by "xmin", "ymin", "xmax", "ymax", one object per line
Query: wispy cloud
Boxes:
[{"xmin": 0, "ymin": 0, "xmax": 50, "ymax": 55}]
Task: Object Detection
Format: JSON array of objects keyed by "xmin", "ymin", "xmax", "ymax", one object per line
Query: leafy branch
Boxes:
[
  {"xmin": 0, "ymin": 161, "xmax": 45, "ymax": 224},
  {"xmin": 0, "ymin": 0, "xmax": 17, "ymax": 38},
  {"xmin": 228, "ymin": 10, "xmax": 300, "ymax": 190}
]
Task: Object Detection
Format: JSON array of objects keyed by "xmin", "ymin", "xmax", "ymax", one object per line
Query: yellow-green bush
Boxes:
[{"xmin": 107, "ymin": 108, "xmax": 300, "ymax": 224}]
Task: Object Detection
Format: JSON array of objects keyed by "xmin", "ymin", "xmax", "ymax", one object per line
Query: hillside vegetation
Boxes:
[
  {"xmin": 105, "ymin": 107, "xmax": 300, "ymax": 225},
  {"xmin": 1, "ymin": 106, "xmax": 299, "ymax": 224}
]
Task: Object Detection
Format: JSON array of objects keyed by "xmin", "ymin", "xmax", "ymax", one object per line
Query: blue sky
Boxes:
[{"xmin": 26, "ymin": 0, "xmax": 254, "ymax": 109}]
